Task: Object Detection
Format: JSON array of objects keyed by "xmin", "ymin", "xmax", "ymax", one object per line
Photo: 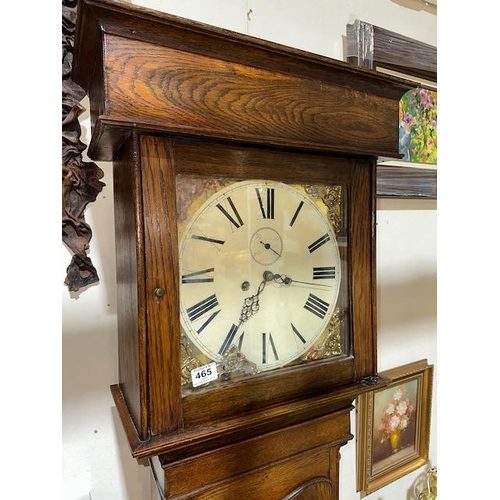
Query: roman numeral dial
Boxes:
[
  {"xmin": 182, "ymin": 268, "xmax": 215, "ymax": 284},
  {"xmin": 178, "ymin": 178, "xmax": 343, "ymax": 374},
  {"xmin": 186, "ymin": 294, "xmax": 219, "ymax": 322},
  {"xmin": 308, "ymin": 233, "xmax": 330, "ymax": 253},
  {"xmin": 313, "ymin": 267, "xmax": 336, "ymax": 280},
  {"xmin": 304, "ymin": 293, "xmax": 330, "ymax": 320},
  {"xmin": 256, "ymin": 187, "xmax": 275, "ymax": 219},
  {"xmin": 216, "ymin": 196, "xmax": 244, "ymax": 229}
]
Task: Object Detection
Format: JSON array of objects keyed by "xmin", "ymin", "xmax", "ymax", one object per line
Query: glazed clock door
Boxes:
[{"xmin": 178, "ymin": 179, "xmax": 342, "ymax": 374}]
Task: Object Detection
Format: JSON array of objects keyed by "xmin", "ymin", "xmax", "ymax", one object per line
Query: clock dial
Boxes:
[{"xmin": 178, "ymin": 179, "xmax": 342, "ymax": 373}]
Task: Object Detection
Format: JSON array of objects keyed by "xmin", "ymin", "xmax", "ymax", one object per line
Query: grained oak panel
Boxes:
[
  {"xmin": 182, "ymin": 359, "xmax": 354, "ymax": 426},
  {"xmin": 350, "ymin": 160, "xmax": 377, "ymax": 378},
  {"xmin": 140, "ymin": 135, "xmax": 183, "ymax": 434},
  {"xmin": 191, "ymin": 447, "xmax": 332, "ymax": 500},
  {"xmin": 113, "ymin": 133, "xmax": 148, "ymax": 438},
  {"xmin": 102, "ymin": 35, "xmax": 399, "ymax": 157},
  {"xmin": 283, "ymin": 478, "xmax": 335, "ymax": 500},
  {"xmin": 173, "ymin": 139, "xmax": 354, "ymax": 184},
  {"xmin": 162, "ymin": 409, "xmax": 351, "ymax": 496}
]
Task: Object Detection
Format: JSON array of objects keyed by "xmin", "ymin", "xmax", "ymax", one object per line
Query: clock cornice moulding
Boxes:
[{"xmin": 72, "ymin": 0, "xmax": 414, "ymax": 162}]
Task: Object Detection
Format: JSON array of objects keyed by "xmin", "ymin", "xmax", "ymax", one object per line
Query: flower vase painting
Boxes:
[
  {"xmin": 372, "ymin": 380, "xmax": 418, "ymax": 465},
  {"xmin": 399, "ymin": 88, "xmax": 437, "ymax": 164},
  {"xmin": 356, "ymin": 360, "xmax": 433, "ymax": 494}
]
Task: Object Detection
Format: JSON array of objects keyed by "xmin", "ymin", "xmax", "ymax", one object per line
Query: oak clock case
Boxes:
[
  {"xmin": 177, "ymin": 175, "xmax": 350, "ymax": 390},
  {"xmin": 70, "ymin": 0, "xmax": 413, "ymax": 496}
]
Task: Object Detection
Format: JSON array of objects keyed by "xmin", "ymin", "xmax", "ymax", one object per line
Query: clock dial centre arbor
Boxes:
[{"xmin": 71, "ymin": 1, "xmax": 413, "ymax": 498}]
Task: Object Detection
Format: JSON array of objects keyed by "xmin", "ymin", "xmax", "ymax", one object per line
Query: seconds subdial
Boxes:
[{"xmin": 250, "ymin": 227, "xmax": 283, "ymax": 266}]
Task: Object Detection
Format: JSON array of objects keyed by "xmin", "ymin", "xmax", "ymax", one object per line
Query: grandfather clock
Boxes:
[{"xmin": 71, "ymin": 1, "xmax": 413, "ymax": 498}]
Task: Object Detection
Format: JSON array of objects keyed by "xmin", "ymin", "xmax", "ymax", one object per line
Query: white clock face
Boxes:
[{"xmin": 179, "ymin": 179, "xmax": 341, "ymax": 371}]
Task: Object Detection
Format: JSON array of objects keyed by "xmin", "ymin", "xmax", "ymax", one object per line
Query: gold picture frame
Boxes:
[{"xmin": 356, "ymin": 359, "xmax": 434, "ymax": 494}]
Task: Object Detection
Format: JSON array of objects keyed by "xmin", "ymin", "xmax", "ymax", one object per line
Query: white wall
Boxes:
[{"xmin": 62, "ymin": 1, "xmax": 437, "ymax": 499}]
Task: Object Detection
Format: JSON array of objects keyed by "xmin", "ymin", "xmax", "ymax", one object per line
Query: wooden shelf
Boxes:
[
  {"xmin": 346, "ymin": 20, "xmax": 437, "ymax": 200},
  {"xmin": 377, "ymin": 163, "xmax": 437, "ymax": 199}
]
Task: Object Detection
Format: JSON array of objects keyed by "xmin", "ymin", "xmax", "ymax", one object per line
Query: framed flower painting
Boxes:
[
  {"xmin": 399, "ymin": 88, "xmax": 437, "ymax": 164},
  {"xmin": 356, "ymin": 359, "xmax": 434, "ymax": 494}
]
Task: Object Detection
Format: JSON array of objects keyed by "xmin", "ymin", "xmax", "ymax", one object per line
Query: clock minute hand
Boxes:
[{"xmin": 272, "ymin": 273, "xmax": 331, "ymax": 289}]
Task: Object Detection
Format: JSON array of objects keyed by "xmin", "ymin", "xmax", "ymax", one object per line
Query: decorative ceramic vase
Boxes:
[{"xmin": 390, "ymin": 428, "xmax": 401, "ymax": 453}]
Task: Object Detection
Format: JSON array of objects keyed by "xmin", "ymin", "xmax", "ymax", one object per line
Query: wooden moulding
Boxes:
[
  {"xmin": 111, "ymin": 375, "xmax": 389, "ymax": 461},
  {"xmin": 158, "ymin": 409, "xmax": 352, "ymax": 498},
  {"xmin": 72, "ymin": 0, "xmax": 413, "ymax": 162},
  {"xmin": 112, "ymin": 132, "xmax": 149, "ymax": 440}
]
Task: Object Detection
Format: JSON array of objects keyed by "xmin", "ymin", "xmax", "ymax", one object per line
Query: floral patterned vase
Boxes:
[{"xmin": 390, "ymin": 428, "xmax": 401, "ymax": 453}]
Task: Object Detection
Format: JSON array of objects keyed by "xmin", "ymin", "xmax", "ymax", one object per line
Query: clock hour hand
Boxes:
[
  {"xmin": 272, "ymin": 273, "xmax": 331, "ymax": 289},
  {"xmin": 239, "ymin": 271, "xmax": 275, "ymax": 324}
]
